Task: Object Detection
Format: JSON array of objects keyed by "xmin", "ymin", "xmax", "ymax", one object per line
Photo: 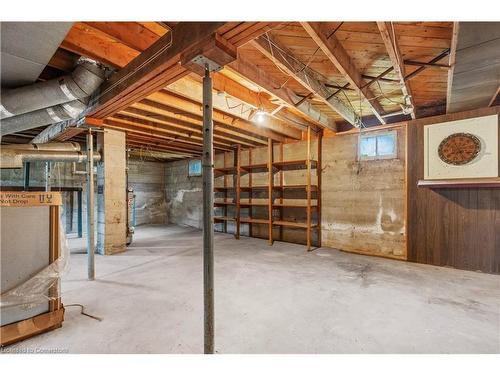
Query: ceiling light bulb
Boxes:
[{"xmin": 255, "ymin": 110, "xmax": 266, "ymax": 124}]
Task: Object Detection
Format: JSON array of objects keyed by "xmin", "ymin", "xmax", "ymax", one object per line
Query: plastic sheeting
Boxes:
[{"xmin": 0, "ymin": 221, "xmax": 70, "ymax": 309}]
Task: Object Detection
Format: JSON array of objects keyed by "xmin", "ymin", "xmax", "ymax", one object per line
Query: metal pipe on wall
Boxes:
[
  {"xmin": 86, "ymin": 130, "xmax": 95, "ymax": 281},
  {"xmin": 202, "ymin": 66, "xmax": 215, "ymax": 354}
]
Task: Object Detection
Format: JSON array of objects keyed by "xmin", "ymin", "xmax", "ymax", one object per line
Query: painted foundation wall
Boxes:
[
  {"xmin": 321, "ymin": 128, "xmax": 406, "ymax": 259},
  {"xmin": 165, "ymin": 159, "xmax": 203, "ymax": 228},
  {"xmin": 163, "ymin": 131, "xmax": 405, "ymax": 257},
  {"xmin": 128, "ymin": 159, "xmax": 167, "ymax": 226}
]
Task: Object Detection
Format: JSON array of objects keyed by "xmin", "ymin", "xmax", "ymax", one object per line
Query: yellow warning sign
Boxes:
[{"xmin": 0, "ymin": 191, "xmax": 62, "ymax": 207}]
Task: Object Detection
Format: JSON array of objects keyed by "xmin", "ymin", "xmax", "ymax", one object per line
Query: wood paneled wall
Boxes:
[{"xmin": 406, "ymin": 106, "xmax": 500, "ymax": 274}]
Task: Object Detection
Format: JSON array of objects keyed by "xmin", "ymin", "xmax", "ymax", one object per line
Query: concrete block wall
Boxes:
[
  {"xmin": 128, "ymin": 159, "xmax": 167, "ymax": 225},
  {"xmin": 164, "ymin": 159, "xmax": 203, "ymax": 228}
]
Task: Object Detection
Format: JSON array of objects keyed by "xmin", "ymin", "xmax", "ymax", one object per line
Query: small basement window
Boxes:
[
  {"xmin": 359, "ymin": 131, "xmax": 397, "ymax": 160},
  {"xmin": 188, "ymin": 159, "xmax": 202, "ymax": 177}
]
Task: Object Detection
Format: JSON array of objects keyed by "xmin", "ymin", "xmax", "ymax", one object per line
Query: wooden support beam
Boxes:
[
  {"xmin": 91, "ymin": 22, "xmax": 228, "ymax": 119},
  {"xmin": 301, "ymin": 22, "xmax": 386, "ymax": 124},
  {"xmin": 251, "ymin": 34, "xmax": 358, "ymax": 126},
  {"xmin": 377, "ymin": 22, "xmax": 416, "ymax": 120},
  {"xmin": 446, "ymin": 22, "xmax": 460, "ymax": 113},
  {"xmin": 228, "ymin": 56, "xmax": 335, "ymax": 130}
]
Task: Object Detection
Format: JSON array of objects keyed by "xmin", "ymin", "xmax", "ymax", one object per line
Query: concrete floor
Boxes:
[{"xmin": 6, "ymin": 225, "xmax": 500, "ymax": 353}]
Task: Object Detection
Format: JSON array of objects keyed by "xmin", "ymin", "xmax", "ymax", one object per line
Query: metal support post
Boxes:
[
  {"xmin": 202, "ymin": 65, "xmax": 215, "ymax": 354},
  {"xmin": 23, "ymin": 162, "xmax": 30, "ymax": 190},
  {"xmin": 77, "ymin": 190, "xmax": 83, "ymax": 238},
  {"xmin": 86, "ymin": 129, "xmax": 95, "ymax": 280}
]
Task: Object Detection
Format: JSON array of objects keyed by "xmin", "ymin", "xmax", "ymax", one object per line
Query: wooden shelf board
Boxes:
[
  {"xmin": 214, "ymin": 201, "xmax": 236, "ymax": 206},
  {"xmin": 240, "ymin": 202, "xmax": 268, "ymax": 206},
  {"xmin": 272, "ymin": 160, "xmax": 318, "ymax": 171},
  {"xmin": 214, "ymin": 186, "xmax": 234, "ymax": 191},
  {"xmin": 214, "ymin": 216, "xmax": 237, "ymax": 221},
  {"xmin": 417, "ymin": 178, "xmax": 500, "ymax": 188},
  {"xmin": 240, "ymin": 217, "xmax": 270, "ymax": 224},
  {"xmin": 272, "ymin": 220, "xmax": 318, "ymax": 229},
  {"xmin": 272, "ymin": 203, "xmax": 318, "ymax": 208},
  {"xmin": 214, "ymin": 167, "xmax": 236, "ymax": 176},
  {"xmin": 239, "ymin": 184, "xmax": 318, "ymax": 191},
  {"xmin": 240, "ymin": 163, "xmax": 268, "ymax": 173}
]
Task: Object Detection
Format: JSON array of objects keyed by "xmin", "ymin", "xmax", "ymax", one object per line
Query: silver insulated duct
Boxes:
[{"xmin": 0, "ymin": 60, "xmax": 105, "ymax": 136}]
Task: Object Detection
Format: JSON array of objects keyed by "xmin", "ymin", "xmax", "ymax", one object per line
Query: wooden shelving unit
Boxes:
[{"xmin": 213, "ymin": 127, "xmax": 322, "ymax": 250}]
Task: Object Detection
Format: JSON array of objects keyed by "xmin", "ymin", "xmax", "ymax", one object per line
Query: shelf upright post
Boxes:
[
  {"xmin": 223, "ymin": 152, "xmax": 228, "ymax": 233},
  {"xmin": 235, "ymin": 145, "xmax": 241, "ymax": 239},
  {"xmin": 249, "ymin": 147, "xmax": 253, "ymax": 237},
  {"xmin": 279, "ymin": 143, "xmax": 284, "ymax": 241},
  {"xmin": 306, "ymin": 126, "xmax": 312, "ymax": 251},
  {"xmin": 267, "ymin": 138, "xmax": 273, "ymax": 245},
  {"xmin": 317, "ymin": 129, "xmax": 323, "ymax": 248}
]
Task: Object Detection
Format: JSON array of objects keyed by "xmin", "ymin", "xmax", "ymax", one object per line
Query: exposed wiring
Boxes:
[{"xmin": 65, "ymin": 304, "xmax": 102, "ymax": 321}]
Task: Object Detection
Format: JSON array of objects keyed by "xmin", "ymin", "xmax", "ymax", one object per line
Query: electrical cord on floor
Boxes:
[{"xmin": 64, "ymin": 304, "xmax": 103, "ymax": 322}]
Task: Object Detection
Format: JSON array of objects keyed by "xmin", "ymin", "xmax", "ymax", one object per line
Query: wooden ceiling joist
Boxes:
[
  {"xmin": 227, "ymin": 58, "xmax": 334, "ymax": 130},
  {"xmin": 251, "ymin": 34, "xmax": 358, "ymax": 127},
  {"xmin": 129, "ymin": 99, "xmax": 269, "ymax": 146},
  {"xmin": 83, "ymin": 22, "xmax": 162, "ymax": 52},
  {"xmin": 377, "ymin": 22, "xmax": 416, "ymax": 119},
  {"xmin": 301, "ymin": 22, "xmax": 386, "ymax": 125},
  {"xmin": 110, "ymin": 112, "xmax": 261, "ymax": 148},
  {"xmin": 90, "ymin": 22, "xmax": 228, "ymax": 119},
  {"xmin": 167, "ymin": 75, "xmax": 303, "ymax": 139},
  {"xmin": 101, "ymin": 120, "xmax": 230, "ymax": 153},
  {"xmin": 147, "ymin": 90, "xmax": 286, "ymax": 143},
  {"xmin": 61, "ymin": 23, "xmax": 140, "ymax": 68}
]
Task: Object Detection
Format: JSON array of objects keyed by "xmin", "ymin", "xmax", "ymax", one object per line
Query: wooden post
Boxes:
[
  {"xmin": 202, "ymin": 66, "xmax": 215, "ymax": 354},
  {"xmin": 249, "ymin": 148, "xmax": 253, "ymax": 237},
  {"xmin": 223, "ymin": 151, "xmax": 228, "ymax": 233},
  {"xmin": 279, "ymin": 143, "xmax": 284, "ymax": 241},
  {"xmin": 317, "ymin": 129, "xmax": 323, "ymax": 248},
  {"xmin": 235, "ymin": 145, "xmax": 241, "ymax": 239},
  {"xmin": 306, "ymin": 126, "xmax": 312, "ymax": 251},
  {"xmin": 267, "ymin": 138, "xmax": 273, "ymax": 245}
]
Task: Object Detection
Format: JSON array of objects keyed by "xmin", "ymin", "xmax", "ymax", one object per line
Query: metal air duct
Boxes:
[
  {"xmin": 0, "ymin": 142, "xmax": 101, "ymax": 169},
  {"xmin": 0, "ymin": 61, "xmax": 105, "ymax": 119}
]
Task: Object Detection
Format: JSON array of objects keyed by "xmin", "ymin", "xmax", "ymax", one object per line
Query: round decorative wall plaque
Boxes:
[{"xmin": 438, "ymin": 132, "xmax": 481, "ymax": 165}]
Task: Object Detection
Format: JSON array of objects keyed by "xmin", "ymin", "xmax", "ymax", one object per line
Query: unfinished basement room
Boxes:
[{"xmin": 1, "ymin": 3, "xmax": 500, "ymax": 367}]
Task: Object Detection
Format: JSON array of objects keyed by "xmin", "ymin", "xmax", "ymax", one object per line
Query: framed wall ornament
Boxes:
[{"xmin": 423, "ymin": 114, "xmax": 499, "ymax": 180}]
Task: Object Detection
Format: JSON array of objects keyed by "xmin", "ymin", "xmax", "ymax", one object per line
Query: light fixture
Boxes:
[{"xmin": 254, "ymin": 109, "xmax": 267, "ymax": 124}]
